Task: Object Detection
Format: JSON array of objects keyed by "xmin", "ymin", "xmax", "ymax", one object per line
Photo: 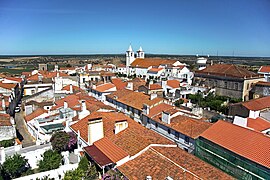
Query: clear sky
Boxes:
[{"xmin": 0, "ymin": 0, "xmax": 269, "ymax": 56}]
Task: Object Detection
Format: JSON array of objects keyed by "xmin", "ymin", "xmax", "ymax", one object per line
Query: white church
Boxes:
[{"xmin": 122, "ymin": 45, "xmax": 193, "ymax": 85}]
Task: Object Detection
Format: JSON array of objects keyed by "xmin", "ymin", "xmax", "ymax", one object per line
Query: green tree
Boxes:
[
  {"xmin": 50, "ymin": 131, "xmax": 70, "ymax": 152},
  {"xmin": 174, "ymin": 99, "xmax": 184, "ymax": 107},
  {"xmin": 2, "ymin": 154, "xmax": 30, "ymax": 179},
  {"xmin": 78, "ymin": 157, "xmax": 89, "ymax": 172},
  {"xmin": 64, "ymin": 169, "xmax": 84, "ymax": 180},
  {"xmin": 38, "ymin": 150, "xmax": 63, "ymax": 172}
]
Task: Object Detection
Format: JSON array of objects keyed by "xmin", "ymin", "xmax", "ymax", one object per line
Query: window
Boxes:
[
  {"xmin": 224, "ymin": 81, "xmax": 227, "ymax": 88},
  {"xmin": 184, "ymin": 136, "xmax": 189, "ymax": 144},
  {"xmin": 167, "ymin": 129, "xmax": 171, "ymax": 134},
  {"xmin": 155, "ymin": 122, "xmax": 158, "ymax": 128},
  {"xmin": 235, "ymin": 82, "xmax": 238, "ymax": 90}
]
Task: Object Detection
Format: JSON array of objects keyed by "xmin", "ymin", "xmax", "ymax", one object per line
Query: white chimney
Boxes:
[
  {"xmin": 88, "ymin": 117, "xmax": 104, "ymax": 145},
  {"xmin": 146, "ymin": 176, "xmax": 152, "ymax": 180},
  {"xmin": 69, "ymin": 84, "xmax": 73, "ymax": 94},
  {"xmin": 114, "ymin": 120, "xmax": 128, "ymax": 134},
  {"xmin": 2, "ymin": 98, "xmax": 5, "ymax": 109},
  {"xmin": 150, "ymin": 93, "xmax": 157, "ymax": 100},
  {"xmin": 81, "ymin": 100, "xmax": 86, "ymax": 112},
  {"xmin": 162, "ymin": 111, "xmax": 171, "ymax": 124},
  {"xmin": 57, "ymin": 72, "xmax": 59, "ymax": 77},
  {"xmin": 64, "ymin": 101, "xmax": 68, "ymax": 109},
  {"xmin": 10, "ymin": 117, "xmax": 15, "ymax": 125},
  {"xmin": 126, "ymin": 82, "xmax": 133, "ymax": 91}
]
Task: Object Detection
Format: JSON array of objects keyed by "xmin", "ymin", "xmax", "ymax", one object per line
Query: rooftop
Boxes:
[
  {"xmin": 24, "ymin": 108, "xmax": 48, "ymax": 122},
  {"xmin": 71, "ymin": 112, "xmax": 174, "ymax": 156},
  {"xmin": 200, "ymin": 120, "xmax": 270, "ymax": 168},
  {"xmin": 258, "ymin": 66, "xmax": 270, "ymax": 73},
  {"xmin": 0, "ymin": 82, "xmax": 17, "ymax": 90},
  {"xmin": 247, "ymin": 117, "xmax": 270, "ymax": 132},
  {"xmin": 130, "ymin": 58, "xmax": 177, "ymax": 68},
  {"xmin": 107, "ymin": 89, "xmax": 164, "ymax": 110},
  {"xmin": 94, "ymin": 83, "xmax": 116, "ymax": 93},
  {"xmin": 238, "ymin": 96, "xmax": 270, "ymax": 111},
  {"xmin": 196, "ymin": 64, "xmax": 261, "ymax": 79},
  {"xmin": 111, "ymin": 78, "xmax": 127, "ymax": 90},
  {"xmin": 166, "ymin": 79, "xmax": 180, "ymax": 89},
  {"xmin": 118, "ymin": 146, "xmax": 233, "ymax": 180}
]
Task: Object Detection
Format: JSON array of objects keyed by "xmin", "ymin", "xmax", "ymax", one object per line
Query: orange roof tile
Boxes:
[
  {"xmin": 94, "ymin": 83, "xmax": 116, "ymax": 93},
  {"xmin": 240, "ymin": 96, "xmax": 270, "ymax": 111},
  {"xmin": 148, "ymin": 67, "xmax": 164, "ymax": 73},
  {"xmin": 71, "ymin": 112, "xmax": 174, "ymax": 156},
  {"xmin": 149, "ymin": 84, "xmax": 162, "ymax": 90},
  {"xmin": 107, "ymin": 89, "xmax": 164, "ymax": 110},
  {"xmin": 27, "ymin": 71, "xmax": 69, "ymax": 81},
  {"xmin": 24, "ymin": 108, "xmax": 48, "ymax": 122},
  {"xmin": 92, "ymin": 137, "xmax": 129, "ymax": 163},
  {"xmin": 148, "ymin": 103, "xmax": 174, "ymax": 117},
  {"xmin": 255, "ymin": 81, "xmax": 270, "ymax": 86},
  {"xmin": 258, "ymin": 66, "xmax": 270, "ymax": 73},
  {"xmin": 247, "ymin": 117, "xmax": 270, "ymax": 131},
  {"xmin": 167, "ymin": 79, "xmax": 180, "ymax": 88},
  {"xmin": 59, "ymin": 67, "xmax": 76, "ymax": 70},
  {"xmin": 5, "ymin": 77, "xmax": 22, "ymax": 82},
  {"xmin": 111, "ymin": 78, "xmax": 127, "ymax": 90},
  {"xmin": 118, "ymin": 146, "xmax": 233, "ymax": 180},
  {"xmin": 131, "ymin": 58, "xmax": 177, "ymax": 68},
  {"xmin": 61, "ymin": 85, "xmax": 83, "ymax": 92},
  {"xmin": 200, "ymin": 120, "xmax": 270, "ymax": 168},
  {"xmin": 196, "ymin": 64, "xmax": 261, "ymax": 78},
  {"xmin": 0, "ymin": 82, "xmax": 17, "ymax": 90}
]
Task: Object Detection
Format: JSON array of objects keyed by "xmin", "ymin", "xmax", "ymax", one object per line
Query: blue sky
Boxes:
[{"xmin": 0, "ymin": 0, "xmax": 269, "ymax": 56}]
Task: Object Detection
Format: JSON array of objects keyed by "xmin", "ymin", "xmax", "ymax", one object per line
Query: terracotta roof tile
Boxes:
[
  {"xmin": 149, "ymin": 84, "xmax": 162, "ymax": 90},
  {"xmin": 196, "ymin": 64, "xmax": 261, "ymax": 78},
  {"xmin": 90, "ymin": 137, "xmax": 128, "ymax": 163},
  {"xmin": 107, "ymin": 89, "xmax": 164, "ymax": 110},
  {"xmin": 0, "ymin": 82, "xmax": 17, "ymax": 90},
  {"xmin": 94, "ymin": 83, "xmax": 116, "ymax": 93},
  {"xmin": 24, "ymin": 108, "xmax": 48, "ymax": 122},
  {"xmin": 200, "ymin": 120, "xmax": 270, "ymax": 168},
  {"xmin": 4, "ymin": 77, "xmax": 22, "ymax": 82},
  {"xmin": 148, "ymin": 103, "xmax": 174, "ymax": 117},
  {"xmin": 258, "ymin": 66, "xmax": 270, "ymax": 73},
  {"xmin": 255, "ymin": 81, "xmax": 270, "ymax": 87},
  {"xmin": 247, "ymin": 117, "xmax": 270, "ymax": 132},
  {"xmin": 240, "ymin": 96, "xmax": 270, "ymax": 111},
  {"xmin": 131, "ymin": 58, "xmax": 177, "ymax": 68},
  {"xmin": 148, "ymin": 68, "xmax": 164, "ymax": 73},
  {"xmin": 61, "ymin": 85, "xmax": 84, "ymax": 93},
  {"xmin": 167, "ymin": 79, "xmax": 180, "ymax": 88},
  {"xmin": 71, "ymin": 112, "xmax": 174, "ymax": 156},
  {"xmin": 111, "ymin": 78, "xmax": 127, "ymax": 90},
  {"xmin": 84, "ymin": 144, "xmax": 113, "ymax": 167},
  {"xmin": 118, "ymin": 146, "xmax": 233, "ymax": 180}
]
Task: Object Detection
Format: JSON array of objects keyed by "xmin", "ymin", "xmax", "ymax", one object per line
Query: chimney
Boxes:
[
  {"xmin": 10, "ymin": 117, "xmax": 15, "ymax": 125},
  {"xmin": 88, "ymin": 117, "xmax": 104, "ymax": 145},
  {"xmin": 57, "ymin": 72, "xmax": 59, "ymax": 77},
  {"xmin": 146, "ymin": 176, "xmax": 152, "ymax": 180},
  {"xmin": 150, "ymin": 93, "xmax": 157, "ymax": 100},
  {"xmin": 64, "ymin": 101, "xmax": 68, "ymax": 109},
  {"xmin": 161, "ymin": 111, "xmax": 171, "ymax": 124},
  {"xmin": 69, "ymin": 84, "xmax": 73, "ymax": 94},
  {"xmin": 126, "ymin": 82, "xmax": 133, "ymax": 91},
  {"xmin": 81, "ymin": 100, "xmax": 86, "ymax": 112},
  {"xmin": 114, "ymin": 120, "xmax": 128, "ymax": 134},
  {"xmin": 143, "ymin": 104, "xmax": 150, "ymax": 115},
  {"xmin": 2, "ymin": 98, "xmax": 5, "ymax": 110}
]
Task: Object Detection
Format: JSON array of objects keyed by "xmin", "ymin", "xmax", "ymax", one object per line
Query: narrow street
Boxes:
[{"xmin": 14, "ymin": 110, "xmax": 36, "ymax": 147}]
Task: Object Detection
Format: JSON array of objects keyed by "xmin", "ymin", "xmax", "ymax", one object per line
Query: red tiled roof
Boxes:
[
  {"xmin": 27, "ymin": 71, "xmax": 69, "ymax": 81},
  {"xmin": 0, "ymin": 82, "xmax": 17, "ymax": 90},
  {"xmin": 71, "ymin": 112, "xmax": 174, "ymax": 156},
  {"xmin": 148, "ymin": 103, "xmax": 174, "ymax": 117},
  {"xmin": 111, "ymin": 78, "xmax": 127, "ymax": 90},
  {"xmin": 258, "ymin": 66, "xmax": 270, "ymax": 73},
  {"xmin": 0, "ymin": 114, "xmax": 12, "ymax": 126},
  {"xmin": 5, "ymin": 77, "xmax": 22, "ymax": 82},
  {"xmin": 200, "ymin": 120, "xmax": 270, "ymax": 168},
  {"xmin": 107, "ymin": 89, "xmax": 164, "ymax": 110},
  {"xmin": 84, "ymin": 144, "xmax": 113, "ymax": 167},
  {"xmin": 196, "ymin": 64, "xmax": 261, "ymax": 79},
  {"xmin": 117, "ymin": 64, "xmax": 126, "ymax": 68},
  {"xmin": 24, "ymin": 108, "xmax": 48, "ymax": 122},
  {"xmin": 149, "ymin": 84, "xmax": 162, "ymax": 90},
  {"xmin": 85, "ymin": 137, "xmax": 128, "ymax": 166},
  {"xmin": 131, "ymin": 58, "xmax": 177, "ymax": 68},
  {"xmin": 59, "ymin": 67, "xmax": 76, "ymax": 70},
  {"xmin": 240, "ymin": 96, "xmax": 270, "ymax": 111},
  {"xmin": 247, "ymin": 117, "xmax": 270, "ymax": 131},
  {"xmin": 167, "ymin": 79, "xmax": 180, "ymax": 88},
  {"xmin": 61, "ymin": 85, "xmax": 83, "ymax": 92},
  {"xmin": 94, "ymin": 83, "xmax": 116, "ymax": 93},
  {"xmin": 118, "ymin": 146, "xmax": 233, "ymax": 180},
  {"xmin": 148, "ymin": 68, "xmax": 163, "ymax": 73}
]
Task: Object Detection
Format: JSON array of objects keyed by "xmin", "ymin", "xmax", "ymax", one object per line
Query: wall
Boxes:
[{"xmin": 0, "ymin": 126, "xmax": 16, "ymax": 141}]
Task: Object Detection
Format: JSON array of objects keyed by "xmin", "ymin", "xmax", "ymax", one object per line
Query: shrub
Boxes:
[
  {"xmin": 38, "ymin": 150, "xmax": 63, "ymax": 172},
  {"xmin": 0, "ymin": 139, "xmax": 15, "ymax": 148}
]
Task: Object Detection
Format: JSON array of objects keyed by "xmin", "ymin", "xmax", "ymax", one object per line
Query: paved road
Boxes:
[{"xmin": 15, "ymin": 110, "xmax": 36, "ymax": 147}]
